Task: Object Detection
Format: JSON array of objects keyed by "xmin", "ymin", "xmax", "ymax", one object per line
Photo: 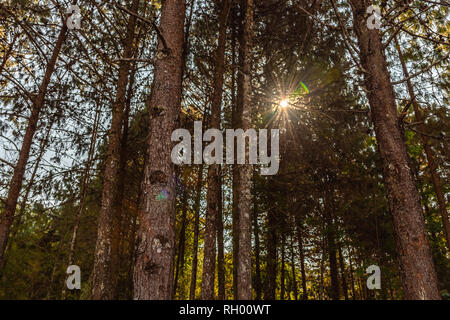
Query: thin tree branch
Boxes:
[
  {"xmin": 392, "ymin": 54, "xmax": 449, "ymax": 85},
  {"xmin": 115, "ymin": 4, "xmax": 168, "ymax": 51}
]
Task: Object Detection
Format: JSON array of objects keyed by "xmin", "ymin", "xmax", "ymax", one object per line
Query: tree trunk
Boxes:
[
  {"xmin": 290, "ymin": 236, "xmax": 298, "ymax": 300},
  {"xmin": 253, "ymin": 198, "xmax": 262, "ymax": 300},
  {"xmin": 280, "ymin": 234, "xmax": 286, "ymax": 300},
  {"xmin": 338, "ymin": 244, "xmax": 348, "ymax": 300},
  {"xmin": 324, "ymin": 192, "xmax": 340, "ymax": 300},
  {"xmin": 326, "ymin": 226, "xmax": 340, "ymax": 300},
  {"xmin": 126, "ymin": 189, "xmax": 142, "ymax": 299},
  {"xmin": 174, "ymin": 191, "xmax": 188, "ymax": 297},
  {"xmin": 236, "ymin": 0, "xmax": 254, "ymax": 300},
  {"xmin": 217, "ymin": 174, "xmax": 225, "ymax": 300},
  {"xmin": 231, "ymin": 3, "xmax": 241, "ymax": 300},
  {"xmin": 348, "ymin": 247, "xmax": 356, "ymax": 299},
  {"xmin": 264, "ymin": 210, "xmax": 277, "ymax": 300},
  {"xmin": 116, "ymin": 63, "xmax": 138, "ymax": 299},
  {"xmin": 296, "ymin": 222, "xmax": 308, "ymax": 300},
  {"xmin": 189, "ymin": 165, "xmax": 204, "ymax": 300},
  {"xmin": 394, "ymin": 36, "xmax": 450, "ymax": 252},
  {"xmin": 201, "ymin": 0, "xmax": 230, "ymax": 300},
  {"xmin": 133, "ymin": 0, "xmax": 186, "ymax": 300},
  {"xmin": 319, "ymin": 239, "xmax": 325, "ymax": 300},
  {"xmin": 0, "ymin": 7, "xmax": 72, "ymax": 264},
  {"xmin": 349, "ymin": 0, "xmax": 440, "ymax": 300},
  {"xmin": 92, "ymin": 0, "xmax": 139, "ymax": 300}
]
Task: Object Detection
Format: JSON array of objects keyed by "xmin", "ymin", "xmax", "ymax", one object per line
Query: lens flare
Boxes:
[
  {"xmin": 156, "ymin": 189, "xmax": 169, "ymax": 200},
  {"xmin": 300, "ymin": 81, "xmax": 310, "ymax": 94},
  {"xmin": 280, "ymin": 99, "xmax": 289, "ymax": 108}
]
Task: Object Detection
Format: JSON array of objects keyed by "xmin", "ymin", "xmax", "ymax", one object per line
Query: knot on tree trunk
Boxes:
[
  {"xmin": 149, "ymin": 170, "xmax": 167, "ymax": 184},
  {"xmin": 149, "ymin": 105, "xmax": 166, "ymax": 118},
  {"xmin": 144, "ymin": 261, "xmax": 159, "ymax": 274}
]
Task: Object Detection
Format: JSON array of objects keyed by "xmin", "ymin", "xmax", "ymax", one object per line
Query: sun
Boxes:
[{"xmin": 280, "ymin": 99, "xmax": 289, "ymax": 108}]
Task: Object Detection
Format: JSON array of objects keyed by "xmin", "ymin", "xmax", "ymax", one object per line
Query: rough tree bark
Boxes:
[
  {"xmin": 91, "ymin": 0, "xmax": 139, "ymax": 300},
  {"xmin": 348, "ymin": 247, "xmax": 357, "ymax": 299},
  {"xmin": 236, "ymin": 0, "xmax": 254, "ymax": 300},
  {"xmin": 189, "ymin": 165, "xmax": 203, "ymax": 300},
  {"xmin": 280, "ymin": 234, "xmax": 286, "ymax": 300},
  {"xmin": 253, "ymin": 198, "xmax": 262, "ymax": 300},
  {"xmin": 133, "ymin": 0, "xmax": 186, "ymax": 300},
  {"xmin": 290, "ymin": 236, "xmax": 298, "ymax": 300},
  {"xmin": 126, "ymin": 185, "xmax": 142, "ymax": 299},
  {"xmin": 174, "ymin": 191, "xmax": 188, "ymax": 297},
  {"xmin": 116, "ymin": 62, "xmax": 138, "ymax": 298},
  {"xmin": 296, "ymin": 223, "xmax": 308, "ymax": 300},
  {"xmin": 231, "ymin": 3, "xmax": 241, "ymax": 300},
  {"xmin": 264, "ymin": 210, "xmax": 277, "ymax": 300},
  {"xmin": 217, "ymin": 177, "xmax": 225, "ymax": 300},
  {"xmin": 172, "ymin": 0, "xmax": 193, "ymax": 298},
  {"xmin": 394, "ymin": 36, "xmax": 450, "ymax": 252},
  {"xmin": 201, "ymin": 0, "xmax": 230, "ymax": 300},
  {"xmin": 349, "ymin": 0, "xmax": 441, "ymax": 300}
]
